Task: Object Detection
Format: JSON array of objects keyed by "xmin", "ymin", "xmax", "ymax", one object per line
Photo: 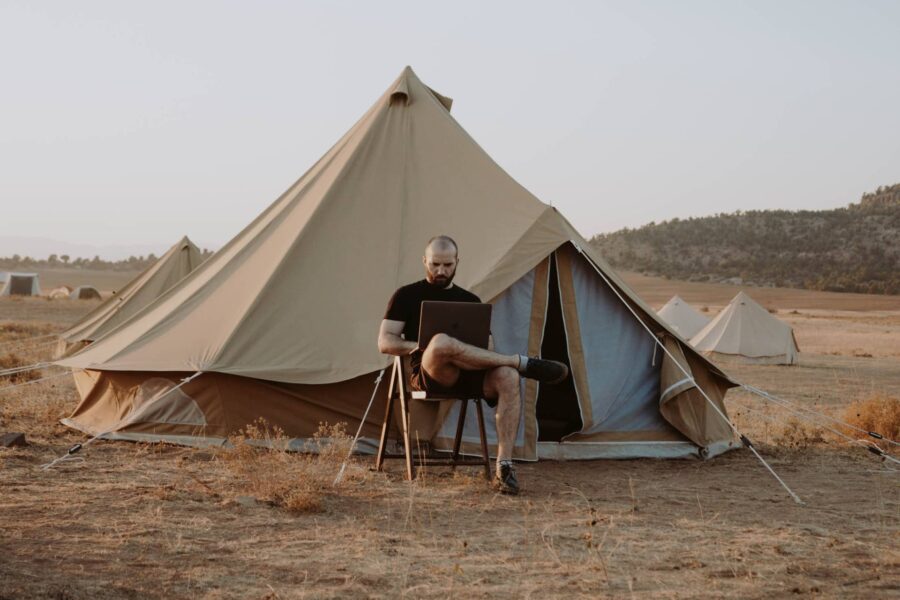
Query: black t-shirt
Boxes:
[{"xmin": 384, "ymin": 279, "xmax": 481, "ymax": 369}]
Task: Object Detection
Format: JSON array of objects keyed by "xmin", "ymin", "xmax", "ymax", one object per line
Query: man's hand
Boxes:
[{"xmin": 378, "ymin": 319, "xmax": 418, "ymax": 356}]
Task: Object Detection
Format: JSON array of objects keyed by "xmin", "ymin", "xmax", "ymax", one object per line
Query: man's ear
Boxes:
[{"xmin": 422, "ymin": 255, "xmax": 427, "ymax": 267}]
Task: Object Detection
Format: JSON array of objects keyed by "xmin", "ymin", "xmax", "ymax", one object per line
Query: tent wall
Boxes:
[
  {"xmin": 556, "ymin": 245, "xmax": 682, "ymax": 442},
  {"xmin": 64, "ymin": 369, "xmax": 391, "ymax": 449}
]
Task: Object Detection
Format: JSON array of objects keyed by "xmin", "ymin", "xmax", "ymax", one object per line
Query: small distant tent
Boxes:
[
  {"xmin": 55, "ymin": 237, "xmax": 203, "ymax": 357},
  {"xmin": 657, "ymin": 296, "xmax": 710, "ymax": 340},
  {"xmin": 690, "ymin": 291, "xmax": 800, "ymax": 365},
  {"xmin": 57, "ymin": 68, "xmax": 739, "ymax": 461},
  {"xmin": 0, "ymin": 272, "xmax": 41, "ymax": 296},
  {"xmin": 70, "ymin": 285, "xmax": 102, "ymax": 300},
  {"xmin": 49, "ymin": 285, "xmax": 74, "ymax": 299}
]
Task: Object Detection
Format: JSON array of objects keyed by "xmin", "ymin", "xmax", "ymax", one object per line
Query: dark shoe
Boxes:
[
  {"xmin": 494, "ymin": 462, "xmax": 520, "ymax": 495},
  {"xmin": 521, "ymin": 357, "xmax": 569, "ymax": 384}
]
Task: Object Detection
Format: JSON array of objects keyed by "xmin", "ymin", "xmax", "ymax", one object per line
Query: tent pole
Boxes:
[{"xmin": 572, "ymin": 243, "xmax": 804, "ymax": 505}]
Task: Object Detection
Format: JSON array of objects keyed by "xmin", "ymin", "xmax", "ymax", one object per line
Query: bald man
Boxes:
[{"xmin": 378, "ymin": 235, "xmax": 568, "ymax": 495}]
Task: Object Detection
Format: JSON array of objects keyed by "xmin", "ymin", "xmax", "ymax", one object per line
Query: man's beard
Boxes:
[{"xmin": 426, "ymin": 270, "xmax": 455, "ymax": 287}]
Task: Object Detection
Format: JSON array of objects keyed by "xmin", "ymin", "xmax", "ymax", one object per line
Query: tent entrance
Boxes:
[
  {"xmin": 9, "ymin": 276, "xmax": 32, "ymax": 296},
  {"xmin": 535, "ymin": 253, "xmax": 583, "ymax": 442}
]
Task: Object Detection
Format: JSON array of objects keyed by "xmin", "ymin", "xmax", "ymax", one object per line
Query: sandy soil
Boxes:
[{"xmin": 0, "ymin": 282, "xmax": 898, "ymax": 599}]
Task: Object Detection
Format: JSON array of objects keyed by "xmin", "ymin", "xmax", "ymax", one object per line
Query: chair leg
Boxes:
[
  {"xmin": 375, "ymin": 364, "xmax": 398, "ymax": 472},
  {"xmin": 475, "ymin": 399, "xmax": 491, "ymax": 480},
  {"xmin": 397, "ymin": 378, "xmax": 415, "ymax": 481},
  {"xmin": 450, "ymin": 400, "xmax": 469, "ymax": 469}
]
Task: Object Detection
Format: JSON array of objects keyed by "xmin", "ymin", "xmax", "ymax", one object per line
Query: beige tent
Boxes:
[
  {"xmin": 657, "ymin": 295, "xmax": 710, "ymax": 340},
  {"xmin": 690, "ymin": 291, "xmax": 800, "ymax": 365},
  {"xmin": 57, "ymin": 67, "xmax": 738, "ymax": 460},
  {"xmin": 56, "ymin": 237, "xmax": 203, "ymax": 357},
  {"xmin": 0, "ymin": 272, "xmax": 40, "ymax": 296},
  {"xmin": 70, "ymin": 285, "xmax": 102, "ymax": 300}
]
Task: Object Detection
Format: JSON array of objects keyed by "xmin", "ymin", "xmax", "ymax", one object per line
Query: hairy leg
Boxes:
[
  {"xmin": 421, "ymin": 333, "xmax": 519, "ymax": 387},
  {"xmin": 483, "ymin": 365, "xmax": 522, "ymax": 462}
]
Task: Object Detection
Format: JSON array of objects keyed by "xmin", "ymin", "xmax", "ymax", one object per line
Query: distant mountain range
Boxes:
[{"xmin": 590, "ymin": 183, "xmax": 900, "ymax": 295}]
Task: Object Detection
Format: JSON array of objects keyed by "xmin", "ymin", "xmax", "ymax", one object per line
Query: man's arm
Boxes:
[{"xmin": 378, "ymin": 319, "xmax": 418, "ymax": 356}]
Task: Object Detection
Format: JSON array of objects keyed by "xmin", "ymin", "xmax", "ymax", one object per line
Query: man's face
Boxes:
[{"xmin": 423, "ymin": 245, "xmax": 458, "ymax": 287}]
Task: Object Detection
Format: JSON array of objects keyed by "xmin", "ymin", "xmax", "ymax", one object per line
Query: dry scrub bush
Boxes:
[
  {"xmin": 773, "ymin": 417, "xmax": 827, "ymax": 449},
  {"xmin": 0, "ymin": 321, "xmax": 41, "ymax": 336},
  {"xmin": 217, "ymin": 419, "xmax": 360, "ymax": 512},
  {"xmin": 842, "ymin": 393, "xmax": 900, "ymax": 441}
]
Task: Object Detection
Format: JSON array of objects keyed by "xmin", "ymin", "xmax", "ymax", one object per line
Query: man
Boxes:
[{"xmin": 378, "ymin": 235, "xmax": 569, "ymax": 495}]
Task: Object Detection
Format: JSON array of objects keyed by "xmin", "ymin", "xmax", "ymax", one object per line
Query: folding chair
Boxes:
[{"xmin": 375, "ymin": 355, "xmax": 491, "ymax": 481}]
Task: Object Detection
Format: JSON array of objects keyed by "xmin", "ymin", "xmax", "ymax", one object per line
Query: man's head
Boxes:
[{"xmin": 423, "ymin": 235, "xmax": 459, "ymax": 287}]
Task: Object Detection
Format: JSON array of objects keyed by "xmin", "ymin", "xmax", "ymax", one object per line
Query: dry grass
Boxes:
[
  {"xmin": 843, "ymin": 393, "xmax": 900, "ymax": 441},
  {"xmin": 0, "ymin": 351, "xmax": 42, "ymax": 383},
  {"xmin": 216, "ymin": 420, "xmax": 366, "ymax": 513},
  {"xmin": 772, "ymin": 417, "xmax": 828, "ymax": 449}
]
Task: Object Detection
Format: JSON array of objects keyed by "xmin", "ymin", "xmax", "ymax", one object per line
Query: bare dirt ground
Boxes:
[{"xmin": 1, "ymin": 281, "xmax": 898, "ymax": 599}]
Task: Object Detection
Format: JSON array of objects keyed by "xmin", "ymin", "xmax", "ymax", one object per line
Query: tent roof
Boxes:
[
  {"xmin": 59, "ymin": 237, "xmax": 202, "ymax": 344},
  {"xmin": 690, "ymin": 291, "xmax": 798, "ymax": 358},
  {"xmin": 58, "ymin": 67, "xmax": 730, "ymax": 387}
]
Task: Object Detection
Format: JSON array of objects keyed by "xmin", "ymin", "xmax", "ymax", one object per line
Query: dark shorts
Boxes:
[{"xmin": 410, "ymin": 365, "xmax": 490, "ymax": 403}]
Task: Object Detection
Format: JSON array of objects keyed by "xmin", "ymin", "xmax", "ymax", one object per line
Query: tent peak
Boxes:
[{"xmin": 388, "ymin": 66, "xmax": 453, "ymax": 112}]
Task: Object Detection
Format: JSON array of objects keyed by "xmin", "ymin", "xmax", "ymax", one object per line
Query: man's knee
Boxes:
[
  {"xmin": 492, "ymin": 366, "xmax": 520, "ymax": 395},
  {"xmin": 426, "ymin": 332, "xmax": 458, "ymax": 359}
]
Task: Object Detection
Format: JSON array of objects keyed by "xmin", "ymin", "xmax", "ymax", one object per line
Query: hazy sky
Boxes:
[{"xmin": 2, "ymin": 1, "xmax": 899, "ymax": 256}]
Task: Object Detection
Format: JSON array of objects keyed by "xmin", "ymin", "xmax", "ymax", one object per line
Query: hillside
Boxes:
[{"xmin": 591, "ymin": 184, "xmax": 900, "ymax": 295}]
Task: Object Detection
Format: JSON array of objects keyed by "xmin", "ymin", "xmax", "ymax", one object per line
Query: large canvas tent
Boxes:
[
  {"xmin": 690, "ymin": 291, "xmax": 800, "ymax": 365},
  {"xmin": 1, "ymin": 272, "xmax": 40, "ymax": 296},
  {"xmin": 57, "ymin": 67, "xmax": 738, "ymax": 460},
  {"xmin": 657, "ymin": 295, "xmax": 710, "ymax": 340},
  {"xmin": 56, "ymin": 237, "xmax": 203, "ymax": 357}
]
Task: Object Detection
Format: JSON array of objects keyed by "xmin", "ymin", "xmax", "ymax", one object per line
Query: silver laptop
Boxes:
[{"xmin": 418, "ymin": 301, "xmax": 492, "ymax": 349}]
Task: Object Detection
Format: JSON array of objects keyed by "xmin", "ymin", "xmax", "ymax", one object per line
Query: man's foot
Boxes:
[
  {"xmin": 494, "ymin": 461, "xmax": 520, "ymax": 495},
  {"xmin": 519, "ymin": 356, "xmax": 569, "ymax": 384}
]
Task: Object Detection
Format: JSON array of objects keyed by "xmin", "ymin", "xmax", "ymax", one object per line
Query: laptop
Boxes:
[{"xmin": 418, "ymin": 301, "xmax": 492, "ymax": 350}]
